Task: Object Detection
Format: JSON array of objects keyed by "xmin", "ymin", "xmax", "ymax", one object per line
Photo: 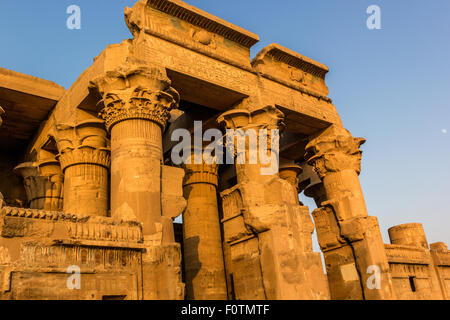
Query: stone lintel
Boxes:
[
  {"xmin": 0, "ymin": 67, "xmax": 65, "ymax": 102},
  {"xmin": 144, "ymin": 0, "xmax": 259, "ymax": 48},
  {"xmin": 254, "ymin": 43, "xmax": 329, "ymax": 76},
  {"xmin": 252, "ymin": 43, "xmax": 330, "ymax": 99},
  {"xmin": 0, "ymin": 67, "xmax": 66, "ymax": 152}
]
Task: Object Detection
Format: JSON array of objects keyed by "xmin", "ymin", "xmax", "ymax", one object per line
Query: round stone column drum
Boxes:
[{"xmin": 388, "ymin": 223, "xmax": 429, "ymax": 249}]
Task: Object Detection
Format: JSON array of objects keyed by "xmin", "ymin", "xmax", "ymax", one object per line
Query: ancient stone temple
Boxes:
[{"xmin": 0, "ymin": 0, "xmax": 448, "ymax": 300}]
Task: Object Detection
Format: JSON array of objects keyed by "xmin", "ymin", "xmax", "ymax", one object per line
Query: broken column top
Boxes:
[{"xmin": 388, "ymin": 223, "xmax": 429, "ymax": 249}]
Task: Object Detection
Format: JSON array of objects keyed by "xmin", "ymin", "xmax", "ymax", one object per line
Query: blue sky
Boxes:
[{"xmin": 1, "ymin": 0, "xmax": 449, "ymax": 246}]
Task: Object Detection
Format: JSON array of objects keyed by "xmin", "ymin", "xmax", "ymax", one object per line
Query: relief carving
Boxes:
[{"xmin": 305, "ymin": 125, "xmax": 366, "ymax": 179}]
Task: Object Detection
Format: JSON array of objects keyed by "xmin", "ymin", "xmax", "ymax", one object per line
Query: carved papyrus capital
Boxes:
[
  {"xmin": 183, "ymin": 162, "xmax": 219, "ymax": 187},
  {"xmin": 89, "ymin": 64, "xmax": 180, "ymax": 132},
  {"xmin": 305, "ymin": 125, "xmax": 366, "ymax": 179},
  {"xmin": 55, "ymin": 119, "xmax": 111, "ymax": 171},
  {"xmin": 14, "ymin": 159, "xmax": 64, "ymax": 211},
  {"xmin": 57, "ymin": 146, "xmax": 111, "ymax": 172},
  {"xmin": 217, "ymin": 105, "xmax": 284, "ymax": 162},
  {"xmin": 217, "ymin": 105, "xmax": 284, "ymax": 131},
  {"xmin": 279, "ymin": 160, "xmax": 302, "ymax": 189},
  {"xmin": 182, "ymin": 147, "xmax": 219, "ymax": 187},
  {"xmin": 251, "ymin": 105, "xmax": 285, "ymax": 131}
]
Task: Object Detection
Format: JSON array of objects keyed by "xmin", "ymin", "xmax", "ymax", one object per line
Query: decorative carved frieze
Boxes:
[{"xmin": 1, "ymin": 206, "xmax": 143, "ymax": 243}]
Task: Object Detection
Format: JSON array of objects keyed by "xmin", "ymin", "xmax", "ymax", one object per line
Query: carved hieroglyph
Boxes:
[
  {"xmin": 218, "ymin": 103, "xmax": 329, "ymax": 300},
  {"xmin": 305, "ymin": 125, "xmax": 396, "ymax": 300}
]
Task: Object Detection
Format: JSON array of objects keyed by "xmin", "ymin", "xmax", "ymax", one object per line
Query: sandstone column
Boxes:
[
  {"xmin": 304, "ymin": 124, "xmax": 396, "ymax": 300},
  {"xmin": 279, "ymin": 160, "xmax": 318, "ymax": 255},
  {"xmin": 90, "ymin": 65, "xmax": 179, "ymax": 240},
  {"xmin": 218, "ymin": 104, "xmax": 329, "ymax": 300},
  {"xmin": 56, "ymin": 120, "xmax": 110, "ymax": 217},
  {"xmin": 14, "ymin": 158, "xmax": 64, "ymax": 211},
  {"xmin": 37, "ymin": 159, "xmax": 64, "ymax": 211},
  {"xmin": 388, "ymin": 223, "xmax": 429, "ymax": 249},
  {"xmin": 182, "ymin": 150, "xmax": 228, "ymax": 300},
  {"xmin": 90, "ymin": 64, "xmax": 185, "ymax": 300}
]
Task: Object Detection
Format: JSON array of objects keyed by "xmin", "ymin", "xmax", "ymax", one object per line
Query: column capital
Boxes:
[
  {"xmin": 305, "ymin": 125, "xmax": 366, "ymax": 179},
  {"xmin": 89, "ymin": 64, "xmax": 180, "ymax": 132},
  {"xmin": 182, "ymin": 149, "xmax": 219, "ymax": 187},
  {"xmin": 14, "ymin": 159, "xmax": 64, "ymax": 211},
  {"xmin": 57, "ymin": 146, "xmax": 110, "ymax": 172},
  {"xmin": 279, "ymin": 160, "xmax": 302, "ymax": 189},
  {"xmin": 183, "ymin": 162, "xmax": 219, "ymax": 187},
  {"xmin": 55, "ymin": 119, "xmax": 110, "ymax": 172},
  {"xmin": 217, "ymin": 105, "xmax": 284, "ymax": 131},
  {"xmin": 217, "ymin": 105, "xmax": 284, "ymax": 164}
]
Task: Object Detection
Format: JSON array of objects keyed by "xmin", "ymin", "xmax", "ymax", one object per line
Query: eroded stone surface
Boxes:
[{"xmin": 0, "ymin": 0, "xmax": 447, "ymax": 301}]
